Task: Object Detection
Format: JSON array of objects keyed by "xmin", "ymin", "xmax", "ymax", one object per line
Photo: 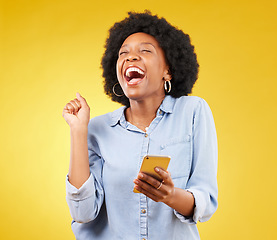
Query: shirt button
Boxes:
[
  {"xmin": 145, "ymin": 133, "xmax": 148, "ymax": 137},
  {"xmin": 142, "ymin": 239, "xmax": 146, "ymax": 240},
  {"xmin": 141, "ymin": 209, "xmax": 146, "ymax": 214},
  {"xmin": 159, "ymin": 110, "xmax": 162, "ymax": 115}
]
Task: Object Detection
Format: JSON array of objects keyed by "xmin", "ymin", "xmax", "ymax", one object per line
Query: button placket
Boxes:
[
  {"xmin": 138, "ymin": 131, "xmax": 150, "ymax": 239},
  {"xmin": 137, "ymin": 109, "xmax": 165, "ymax": 240},
  {"xmin": 140, "ymin": 194, "xmax": 148, "ymax": 239}
]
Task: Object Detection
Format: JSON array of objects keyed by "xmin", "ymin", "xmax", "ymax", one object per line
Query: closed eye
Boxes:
[
  {"xmin": 119, "ymin": 51, "xmax": 128, "ymax": 56},
  {"xmin": 141, "ymin": 49, "xmax": 151, "ymax": 53}
]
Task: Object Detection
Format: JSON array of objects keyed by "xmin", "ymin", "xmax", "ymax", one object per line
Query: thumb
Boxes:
[{"xmin": 76, "ymin": 92, "xmax": 89, "ymax": 108}]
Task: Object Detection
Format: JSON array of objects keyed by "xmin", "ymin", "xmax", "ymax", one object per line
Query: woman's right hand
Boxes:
[{"xmin": 62, "ymin": 93, "xmax": 90, "ymax": 129}]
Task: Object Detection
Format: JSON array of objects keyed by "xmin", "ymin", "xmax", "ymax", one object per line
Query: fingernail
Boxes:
[
  {"xmin": 138, "ymin": 173, "xmax": 143, "ymax": 178},
  {"xmin": 155, "ymin": 167, "xmax": 160, "ymax": 172},
  {"xmin": 134, "ymin": 179, "xmax": 139, "ymax": 184}
]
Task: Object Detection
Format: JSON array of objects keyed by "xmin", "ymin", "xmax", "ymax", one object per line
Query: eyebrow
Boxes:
[{"xmin": 120, "ymin": 42, "xmax": 156, "ymax": 49}]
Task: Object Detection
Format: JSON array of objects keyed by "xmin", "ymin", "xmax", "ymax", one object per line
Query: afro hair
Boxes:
[{"xmin": 101, "ymin": 10, "xmax": 199, "ymax": 106}]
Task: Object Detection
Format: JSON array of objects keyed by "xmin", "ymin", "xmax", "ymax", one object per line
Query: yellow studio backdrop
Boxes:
[{"xmin": 0, "ymin": 0, "xmax": 276, "ymax": 239}]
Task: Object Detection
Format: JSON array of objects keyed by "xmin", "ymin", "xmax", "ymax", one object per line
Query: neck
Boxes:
[{"xmin": 126, "ymin": 95, "xmax": 165, "ymax": 131}]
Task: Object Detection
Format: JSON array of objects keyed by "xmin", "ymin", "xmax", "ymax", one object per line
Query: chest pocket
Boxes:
[{"xmin": 160, "ymin": 135, "xmax": 192, "ymax": 182}]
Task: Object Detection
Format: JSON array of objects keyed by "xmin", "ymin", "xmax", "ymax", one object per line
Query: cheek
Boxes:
[
  {"xmin": 149, "ymin": 57, "xmax": 165, "ymax": 76},
  {"xmin": 116, "ymin": 60, "xmax": 121, "ymax": 81},
  {"xmin": 116, "ymin": 59, "xmax": 123, "ymax": 80}
]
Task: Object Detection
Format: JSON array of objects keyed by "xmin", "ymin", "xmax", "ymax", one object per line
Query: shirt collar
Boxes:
[
  {"xmin": 109, "ymin": 95, "xmax": 176, "ymax": 127},
  {"xmin": 109, "ymin": 106, "xmax": 127, "ymax": 127},
  {"xmin": 159, "ymin": 95, "xmax": 175, "ymax": 114}
]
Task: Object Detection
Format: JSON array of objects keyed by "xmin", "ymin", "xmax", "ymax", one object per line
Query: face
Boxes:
[{"xmin": 116, "ymin": 32, "xmax": 171, "ymax": 102}]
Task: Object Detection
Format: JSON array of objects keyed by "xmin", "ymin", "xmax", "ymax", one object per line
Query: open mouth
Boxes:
[{"xmin": 124, "ymin": 67, "xmax": 145, "ymax": 84}]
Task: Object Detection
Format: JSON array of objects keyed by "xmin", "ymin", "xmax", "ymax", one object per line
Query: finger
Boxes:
[
  {"xmin": 70, "ymin": 100, "xmax": 80, "ymax": 114},
  {"xmin": 134, "ymin": 179, "xmax": 162, "ymax": 199},
  {"xmin": 154, "ymin": 168, "xmax": 173, "ymax": 185},
  {"xmin": 73, "ymin": 98, "xmax": 81, "ymax": 108},
  {"xmin": 62, "ymin": 107, "xmax": 72, "ymax": 118},
  {"xmin": 76, "ymin": 92, "xmax": 89, "ymax": 109},
  {"xmin": 64, "ymin": 103, "xmax": 74, "ymax": 114},
  {"xmin": 134, "ymin": 184, "xmax": 160, "ymax": 202},
  {"xmin": 137, "ymin": 173, "xmax": 163, "ymax": 190}
]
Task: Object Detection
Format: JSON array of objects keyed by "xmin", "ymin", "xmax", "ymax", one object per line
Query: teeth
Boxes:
[{"xmin": 126, "ymin": 67, "xmax": 144, "ymax": 77}]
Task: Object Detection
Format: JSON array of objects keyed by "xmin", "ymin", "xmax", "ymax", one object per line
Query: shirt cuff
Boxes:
[
  {"xmin": 66, "ymin": 173, "xmax": 95, "ymax": 201},
  {"xmin": 173, "ymin": 189, "xmax": 206, "ymax": 224}
]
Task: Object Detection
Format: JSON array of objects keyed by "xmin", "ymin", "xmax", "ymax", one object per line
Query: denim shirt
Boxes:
[{"xmin": 66, "ymin": 95, "xmax": 218, "ymax": 240}]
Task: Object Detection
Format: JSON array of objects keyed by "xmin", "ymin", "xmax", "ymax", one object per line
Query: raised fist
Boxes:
[{"xmin": 62, "ymin": 93, "xmax": 90, "ymax": 128}]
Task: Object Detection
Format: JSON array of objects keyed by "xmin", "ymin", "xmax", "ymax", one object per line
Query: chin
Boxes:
[
  {"xmin": 124, "ymin": 93, "xmax": 143, "ymax": 101},
  {"xmin": 124, "ymin": 90, "xmax": 148, "ymax": 101}
]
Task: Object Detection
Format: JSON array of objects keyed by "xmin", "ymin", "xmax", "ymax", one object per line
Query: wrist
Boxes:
[
  {"xmin": 163, "ymin": 187, "xmax": 176, "ymax": 206},
  {"xmin": 70, "ymin": 125, "xmax": 88, "ymax": 135}
]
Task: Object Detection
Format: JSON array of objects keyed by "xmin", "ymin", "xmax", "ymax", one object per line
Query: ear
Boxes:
[{"xmin": 163, "ymin": 68, "xmax": 172, "ymax": 81}]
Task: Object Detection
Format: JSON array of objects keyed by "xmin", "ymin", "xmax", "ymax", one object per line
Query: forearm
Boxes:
[
  {"xmin": 68, "ymin": 126, "xmax": 90, "ymax": 189},
  {"xmin": 165, "ymin": 187, "xmax": 195, "ymax": 217}
]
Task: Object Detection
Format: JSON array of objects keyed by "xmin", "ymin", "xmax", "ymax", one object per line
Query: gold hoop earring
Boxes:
[
  {"xmin": 112, "ymin": 83, "xmax": 124, "ymax": 97},
  {"xmin": 164, "ymin": 80, "xmax": 171, "ymax": 93}
]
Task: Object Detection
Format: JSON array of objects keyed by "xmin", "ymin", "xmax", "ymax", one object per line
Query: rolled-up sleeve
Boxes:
[
  {"xmin": 174, "ymin": 98, "xmax": 218, "ymax": 224},
  {"xmin": 66, "ymin": 125, "xmax": 105, "ymax": 223},
  {"xmin": 66, "ymin": 173, "xmax": 97, "ymax": 223}
]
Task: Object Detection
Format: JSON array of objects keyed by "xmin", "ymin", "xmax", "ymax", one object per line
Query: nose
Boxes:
[{"xmin": 126, "ymin": 52, "xmax": 140, "ymax": 62}]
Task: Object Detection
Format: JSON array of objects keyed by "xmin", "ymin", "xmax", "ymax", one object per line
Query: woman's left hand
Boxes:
[{"xmin": 133, "ymin": 167, "xmax": 175, "ymax": 204}]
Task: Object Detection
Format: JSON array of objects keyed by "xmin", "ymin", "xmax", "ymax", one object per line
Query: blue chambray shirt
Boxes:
[{"xmin": 66, "ymin": 95, "xmax": 218, "ymax": 240}]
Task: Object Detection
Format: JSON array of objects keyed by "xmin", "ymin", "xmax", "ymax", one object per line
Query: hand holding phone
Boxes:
[{"xmin": 133, "ymin": 155, "xmax": 171, "ymax": 193}]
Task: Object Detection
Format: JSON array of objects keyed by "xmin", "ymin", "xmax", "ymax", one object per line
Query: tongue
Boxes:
[{"xmin": 129, "ymin": 78, "xmax": 143, "ymax": 84}]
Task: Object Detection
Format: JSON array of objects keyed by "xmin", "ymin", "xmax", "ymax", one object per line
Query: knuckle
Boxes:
[
  {"xmin": 142, "ymin": 174, "xmax": 149, "ymax": 181},
  {"xmin": 66, "ymin": 103, "xmax": 73, "ymax": 109},
  {"xmin": 165, "ymin": 190, "xmax": 170, "ymax": 196},
  {"xmin": 166, "ymin": 188, "xmax": 173, "ymax": 195},
  {"xmin": 163, "ymin": 176, "xmax": 168, "ymax": 182},
  {"xmin": 164, "ymin": 173, "xmax": 170, "ymax": 179},
  {"xmin": 74, "ymin": 101, "xmax": 80, "ymax": 107},
  {"xmin": 144, "ymin": 184, "xmax": 151, "ymax": 192}
]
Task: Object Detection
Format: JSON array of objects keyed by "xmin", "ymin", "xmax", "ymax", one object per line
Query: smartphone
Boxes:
[{"xmin": 133, "ymin": 155, "xmax": 171, "ymax": 193}]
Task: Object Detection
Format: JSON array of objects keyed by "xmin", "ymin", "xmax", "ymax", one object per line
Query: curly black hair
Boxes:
[{"xmin": 101, "ymin": 10, "xmax": 199, "ymax": 106}]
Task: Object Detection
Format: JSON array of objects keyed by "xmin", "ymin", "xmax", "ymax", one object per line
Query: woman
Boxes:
[{"xmin": 63, "ymin": 11, "xmax": 218, "ymax": 240}]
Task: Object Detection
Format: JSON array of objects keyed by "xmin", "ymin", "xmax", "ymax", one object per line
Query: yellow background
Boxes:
[{"xmin": 1, "ymin": 0, "xmax": 276, "ymax": 239}]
